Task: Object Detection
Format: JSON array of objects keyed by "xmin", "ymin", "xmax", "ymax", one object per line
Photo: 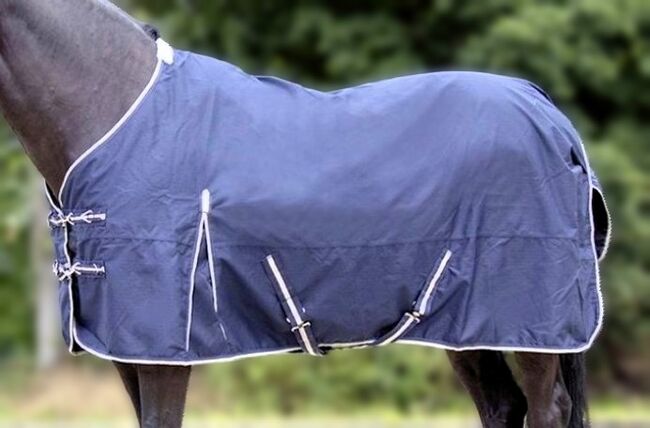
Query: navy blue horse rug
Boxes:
[{"xmin": 46, "ymin": 39, "xmax": 611, "ymax": 364}]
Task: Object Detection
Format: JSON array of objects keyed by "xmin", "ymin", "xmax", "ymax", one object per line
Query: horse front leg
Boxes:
[
  {"xmin": 447, "ymin": 350, "xmax": 527, "ymax": 427},
  {"xmin": 514, "ymin": 353, "xmax": 572, "ymax": 428},
  {"xmin": 114, "ymin": 362, "xmax": 192, "ymax": 428},
  {"xmin": 114, "ymin": 361, "xmax": 143, "ymax": 423}
]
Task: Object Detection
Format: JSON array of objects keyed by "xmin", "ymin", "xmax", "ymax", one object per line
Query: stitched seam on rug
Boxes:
[
  {"xmin": 73, "ymin": 234, "xmax": 580, "ymax": 250},
  {"xmin": 74, "ymin": 236, "xmax": 194, "ymax": 247},
  {"xmin": 208, "ymin": 235, "xmax": 580, "ymax": 249}
]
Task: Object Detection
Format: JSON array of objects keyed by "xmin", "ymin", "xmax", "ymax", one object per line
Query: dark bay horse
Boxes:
[{"xmin": 0, "ymin": 1, "xmax": 586, "ymax": 426}]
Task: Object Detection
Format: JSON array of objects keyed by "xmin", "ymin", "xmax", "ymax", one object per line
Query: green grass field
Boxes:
[{"xmin": 1, "ymin": 360, "xmax": 649, "ymax": 427}]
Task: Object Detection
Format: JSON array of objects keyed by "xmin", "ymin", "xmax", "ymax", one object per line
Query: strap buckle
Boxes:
[
  {"xmin": 291, "ymin": 321, "xmax": 312, "ymax": 332},
  {"xmin": 406, "ymin": 311, "xmax": 422, "ymax": 324}
]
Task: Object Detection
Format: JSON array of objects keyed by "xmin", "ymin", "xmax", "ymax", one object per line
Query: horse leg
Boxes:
[
  {"xmin": 114, "ymin": 362, "xmax": 143, "ymax": 422},
  {"xmin": 514, "ymin": 353, "xmax": 572, "ymax": 428},
  {"xmin": 447, "ymin": 350, "xmax": 527, "ymax": 427},
  {"xmin": 114, "ymin": 362, "xmax": 192, "ymax": 428}
]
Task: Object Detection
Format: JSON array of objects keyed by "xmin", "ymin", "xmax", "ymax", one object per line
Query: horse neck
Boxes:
[{"xmin": 0, "ymin": 0, "xmax": 156, "ymax": 195}]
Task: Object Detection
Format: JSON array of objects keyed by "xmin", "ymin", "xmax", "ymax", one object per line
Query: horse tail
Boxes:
[{"xmin": 560, "ymin": 352, "xmax": 589, "ymax": 427}]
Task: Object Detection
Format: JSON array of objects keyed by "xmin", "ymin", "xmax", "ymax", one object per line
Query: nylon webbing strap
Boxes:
[
  {"xmin": 374, "ymin": 249, "xmax": 452, "ymax": 347},
  {"xmin": 52, "ymin": 260, "xmax": 106, "ymax": 281},
  {"xmin": 263, "ymin": 255, "xmax": 324, "ymax": 356},
  {"xmin": 48, "ymin": 210, "xmax": 106, "ymax": 228}
]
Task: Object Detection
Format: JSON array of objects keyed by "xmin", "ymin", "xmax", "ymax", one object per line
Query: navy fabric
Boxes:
[{"xmin": 46, "ymin": 43, "xmax": 610, "ymax": 364}]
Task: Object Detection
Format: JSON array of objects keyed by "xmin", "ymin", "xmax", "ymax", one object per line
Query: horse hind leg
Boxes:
[
  {"xmin": 114, "ymin": 362, "xmax": 192, "ymax": 428},
  {"xmin": 514, "ymin": 353, "xmax": 573, "ymax": 428},
  {"xmin": 447, "ymin": 350, "xmax": 527, "ymax": 427}
]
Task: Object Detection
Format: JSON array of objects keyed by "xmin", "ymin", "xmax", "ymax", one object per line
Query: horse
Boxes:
[{"xmin": 0, "ymin": 1, "xmax": 610, "ymax": 427}]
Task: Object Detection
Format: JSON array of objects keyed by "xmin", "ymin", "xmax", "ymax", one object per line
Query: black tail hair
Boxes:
[{"xmin": 560, "ymin": 353, "xmax": 589, "ymax": 427}]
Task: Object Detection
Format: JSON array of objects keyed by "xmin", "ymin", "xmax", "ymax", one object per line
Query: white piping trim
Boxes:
[
  {"xmin": 56, "ymin": 46, "xmax": 166, "ymax": 205},
  {"xmin": 265, "ymin": 255, "xmax": 304, "ymax": 325},
  {"xmin": 64, "ymin": 227, "xmax": 75, "ymax": 353},
  {"xmin": 417, "ymin": 249, "xmax": 452, "ymax": 314},
  {"xmin": 66, "ymin": 331, "xmax": 602, "ymax": 367},
  {"xmin": 43, "ymin": 183, "xmax": 75, "ymax": 352},
  {"xmin": 73, "ymin": 328, "xmax": 301, "ymax": 366},
  {"xmin": 201, "ymin": 190, "xmax": 219, "ymax": 313},
  {"xmin": 593, "ymin": 186, "xmax": 612, "ymax": 262},
  {"xmin": 204, "ymin": 214, "xmax": 219, "ymax": 313},
  {"xmin": 185, "ymin": 190, "xmax": 220, "ymax": 350},
  {"xmin": 395, "ymin": 338, "xmax": 597, "ymax": 354},
  {"xmin": 575, "ymin": 136, "xmax": 606, "ymax": 350},
  {"xmin": 185, "ymin": 210, "xmax": 205, "ymax": 351}
]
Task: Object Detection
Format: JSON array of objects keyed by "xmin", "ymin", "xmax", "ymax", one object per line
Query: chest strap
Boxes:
[
  {"xmin": 373, "ymin": 249, "xmax": 453, "ymax": 347},
  {"xmin": 263, "ymin": 255, "xmax": 324, "ymax": 357},
  {"xmin": 48, "ymin": 210, "xmax": 106, "ymax": 228},
  {"xmin": 52, "ymin": 261, "xmax": 106, "ymax": 281}
]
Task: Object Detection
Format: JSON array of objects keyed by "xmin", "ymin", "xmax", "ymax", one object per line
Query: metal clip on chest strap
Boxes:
[{"xmin": 263, "ymin": 255, "xmax": 324, "ymax": 357}]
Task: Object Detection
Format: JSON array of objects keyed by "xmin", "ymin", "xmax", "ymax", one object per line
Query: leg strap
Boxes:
[
  {"xmin": 374, "ymin": 249, "xmax": 452, "ymax": 347},
  {"xmin": 263, "ymin": 255, "xmax": 324, "ymax": 356}
]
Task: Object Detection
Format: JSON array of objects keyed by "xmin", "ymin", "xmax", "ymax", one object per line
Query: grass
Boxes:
[{"xmin": 0, "ymin": 358, "xmax": 649, "ymax": 426}]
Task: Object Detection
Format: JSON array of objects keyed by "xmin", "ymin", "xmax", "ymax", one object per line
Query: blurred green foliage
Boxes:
[
  {"xmin": 197, "ymin": 346, "xmax": 463, "ymax": 414},
  {"xmin": 0, "ymin": 0, "xmax": 648, "ymax": 411},
  {"xmin": 0, "ymin": 129, "xmax": 32, "ymax": 357}
]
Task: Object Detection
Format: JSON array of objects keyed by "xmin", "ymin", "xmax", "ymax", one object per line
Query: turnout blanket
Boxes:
[{"xmin": 46, "ymin": 39, "xmax": 610, "ymax": 364}]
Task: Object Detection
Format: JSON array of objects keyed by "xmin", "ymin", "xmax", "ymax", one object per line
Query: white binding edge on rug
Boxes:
[
  {"xmin": 43, "ymin": 38, "xmax": 610, "ymax": 363},
  {"xmin": 55, "ymin": 38, "xmax": 172, "ymax": 206},
  {"xmin": 574, "ymin": 137, "xmax": 608, "ymax": 349}
]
